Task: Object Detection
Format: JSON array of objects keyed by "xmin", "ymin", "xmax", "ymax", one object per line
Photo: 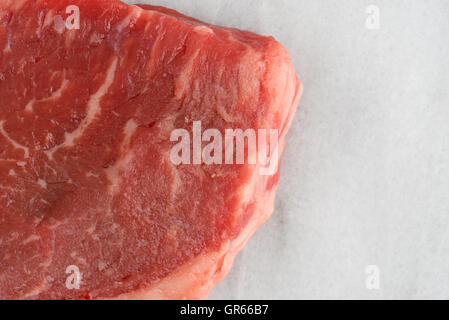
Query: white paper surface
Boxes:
[{"xmin": 124, "ymin": 0, "xmax": 449, "ymax": 299}]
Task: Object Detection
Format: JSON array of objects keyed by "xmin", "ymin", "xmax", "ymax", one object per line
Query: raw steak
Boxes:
[{"xmin": 0, "ymin": 0, "xmax": 302, "ymax": 299}]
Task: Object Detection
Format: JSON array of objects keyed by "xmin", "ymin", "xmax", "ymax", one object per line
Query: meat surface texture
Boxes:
[{"xmin": 0, "ymin": 0, "xmax": 302, "ymax": 299}]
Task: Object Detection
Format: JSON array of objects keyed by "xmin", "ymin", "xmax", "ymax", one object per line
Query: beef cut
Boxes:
[{"xmin": 0, "ymin": 0, "xmax": 302, "ymax": 299}]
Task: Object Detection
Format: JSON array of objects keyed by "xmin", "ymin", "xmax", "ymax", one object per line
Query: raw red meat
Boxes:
[{"xmin": 0, "ymin": 0, "xmax": 302, "ymax": 299}]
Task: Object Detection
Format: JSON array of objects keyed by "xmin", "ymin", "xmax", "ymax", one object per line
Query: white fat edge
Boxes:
[
  {"xmin": 105, "ymin": 119, "xmax": 138, "ymax": 195},
  {"xmin": 43, "ymin": 9, "xmax": 55, "ymax": 29},
  {"xmin": 40, "ymin": 78, "xmax": 69, "ymax": 102},
  {"xmin": 194, "ymin": 25, "xmax": 214, "ymax": 36},
  {"xmin": 174, "ymin": 47, "xmax": 202, "ymax": 100},
  {"xmin": 3, "ymin": 32, "xmax": 11, "ymax": 54},
  {"xmin": 37, "ymin": 178, "xmax": 47, "ymax": 189},
  {"xmin": 45, "ymin": 57, "xmax": 118, "ymax": 160},
  {"xmin": 0, "ymin": 120, "xmax": 30, "ymax": 159},
  {"xmin": 63, "ymin": 57, "xmax": 118, "ymax": 147},
  {"xmin": 22, "ymin": 234, "xmax": 41, "ymax": 245},
  {"xmin": 115, "ymin": 7, "xmax": 142, "ymax": 33},
  {"xmin": 24, "ymin": 99, "xmax": 35, "ymax": 113}
]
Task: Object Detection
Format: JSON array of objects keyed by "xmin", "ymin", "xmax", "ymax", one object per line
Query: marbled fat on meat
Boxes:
[{"xmin": 0, "ymin": 0, "xmax": 302, "ymax": 299}]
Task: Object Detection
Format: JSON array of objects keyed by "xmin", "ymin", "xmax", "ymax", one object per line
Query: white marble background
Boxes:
[{"xmin": 125, "ymin": 0, "xmax": 449, "ymax": 299}]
